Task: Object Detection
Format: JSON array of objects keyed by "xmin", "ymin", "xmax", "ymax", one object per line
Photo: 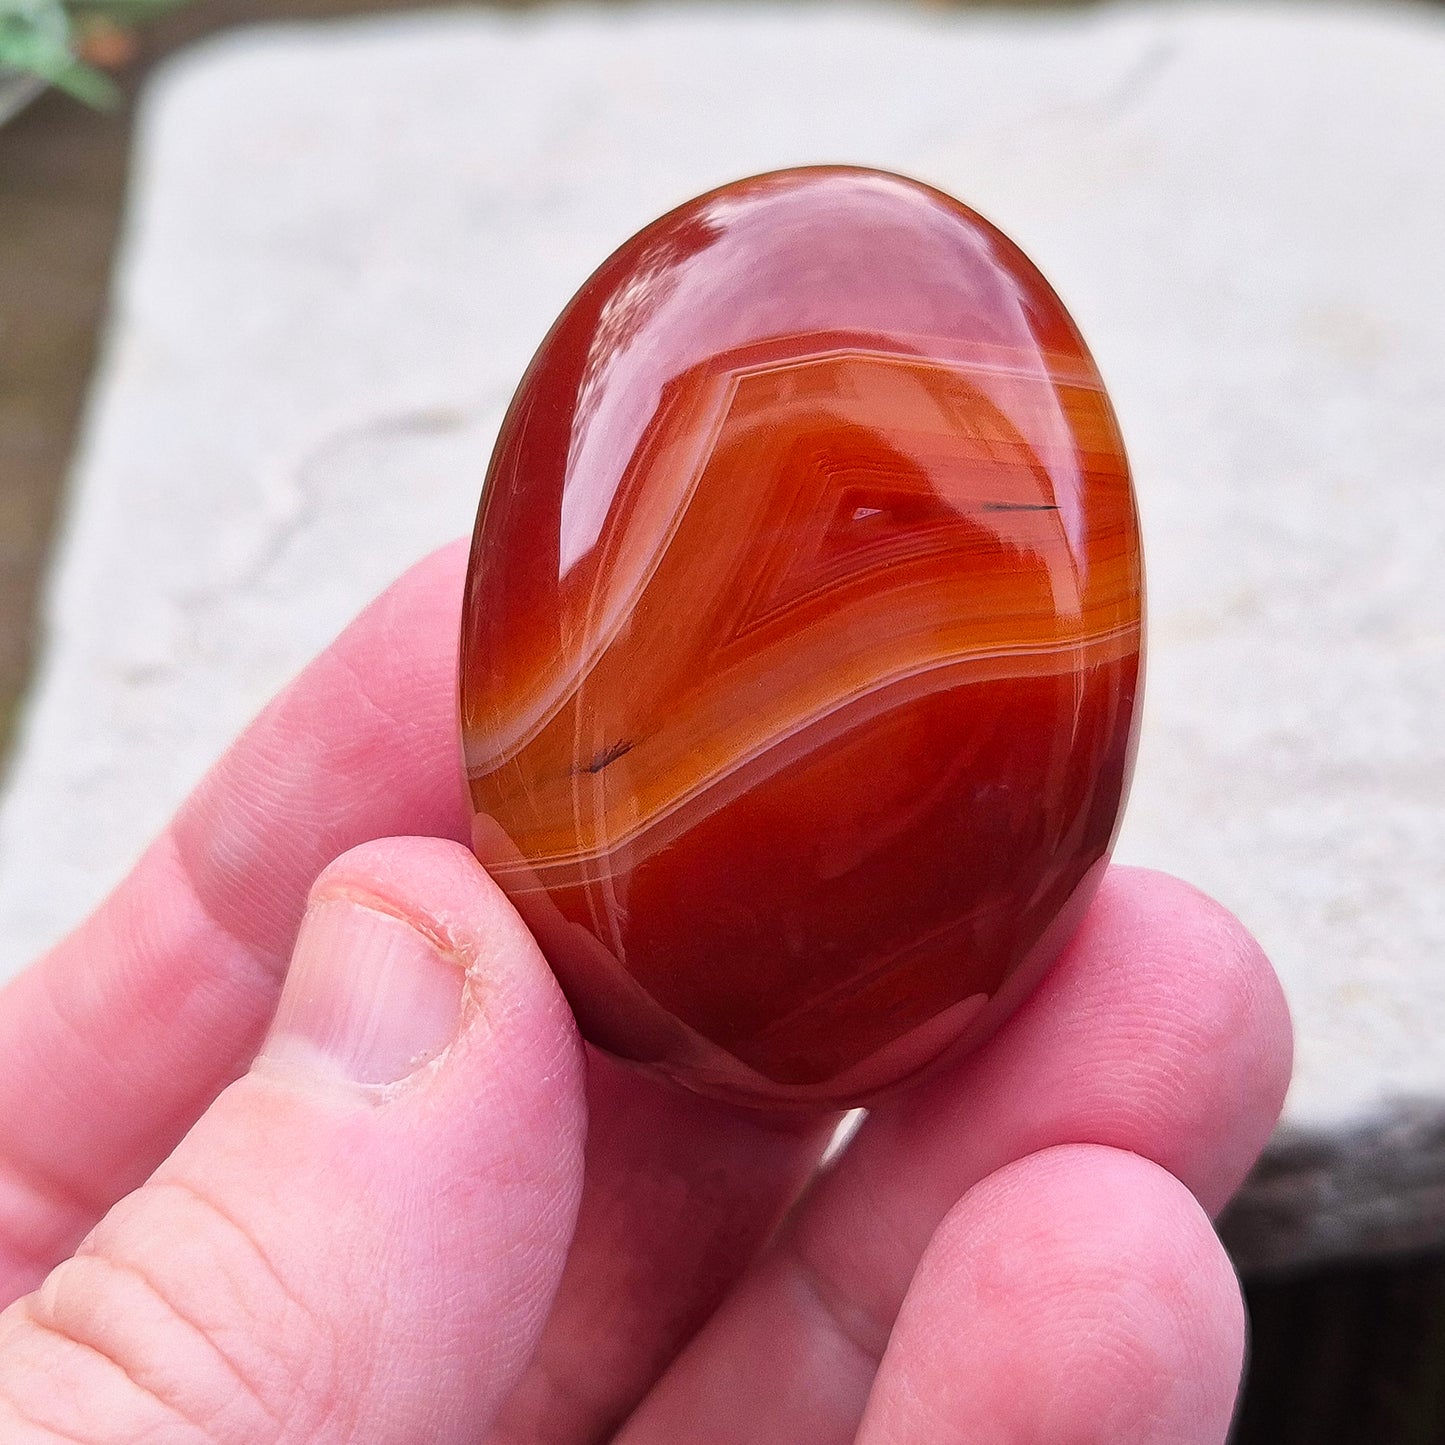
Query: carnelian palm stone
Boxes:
[{"xmin": 460, "ymin": 166, "xmax": 1143, "ymax": 1109}]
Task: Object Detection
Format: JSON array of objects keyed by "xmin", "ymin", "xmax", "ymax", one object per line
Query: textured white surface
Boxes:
[{"xmin": 1, "ymin": 4, "xmax": 1442, "ymax": 1205}]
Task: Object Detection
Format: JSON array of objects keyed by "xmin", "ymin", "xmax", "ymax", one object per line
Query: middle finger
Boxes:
[
  {"xmin": 485, "ymin": 1050, "xmax": 836, "ymax": 1442},
  {"xmin": 618, "ymin": 867, "xmax": 1291, "ymax": 1443}
]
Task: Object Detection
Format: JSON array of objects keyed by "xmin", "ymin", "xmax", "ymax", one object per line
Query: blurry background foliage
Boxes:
[{"xmin": 0, "ymin": 0, "xmax": 194, "ymax": 107}]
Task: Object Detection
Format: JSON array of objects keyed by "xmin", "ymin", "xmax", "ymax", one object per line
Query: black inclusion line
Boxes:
[
  {"xmin": 581, "ymin": 739, "xmax": 635, "ymax": 775},
  {"xmin": 979, "ymin": 502, "xmax": 1060, "ymax": 512}
]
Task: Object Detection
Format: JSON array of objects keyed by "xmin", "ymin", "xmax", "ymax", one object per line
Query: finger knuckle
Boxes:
[
  {"xmin": 779, "ymin": 1225, "xmax": 895, "ymax": 1368},
  {"xmin": 1, "ymin": 1177, "xmax": 352, "ymax": 1444}
]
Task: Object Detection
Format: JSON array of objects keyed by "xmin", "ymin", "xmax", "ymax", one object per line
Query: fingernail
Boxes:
[{"xmin": 261, "ymin": 897, "xmax": 465, "ymax": 1086}]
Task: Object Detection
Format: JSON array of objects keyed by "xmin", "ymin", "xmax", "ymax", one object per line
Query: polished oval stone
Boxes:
[{"xmin": 460, "ymin": 166, "xmax": 1143, "ymax": 1109}]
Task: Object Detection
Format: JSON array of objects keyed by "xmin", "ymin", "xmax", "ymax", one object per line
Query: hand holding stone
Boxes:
[{"xmin": 0, "ymin": 545, "xmax": 1287, "ymax": 1443}]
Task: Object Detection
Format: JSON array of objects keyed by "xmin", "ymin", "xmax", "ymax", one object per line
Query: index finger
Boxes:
[
  {"xmin": 0, "ymin": 541, "xmax": 472, "ymax": 1297},
  {"xmin": 0, "ymin": 540, "xmax": 840, "ymax": 1431}
]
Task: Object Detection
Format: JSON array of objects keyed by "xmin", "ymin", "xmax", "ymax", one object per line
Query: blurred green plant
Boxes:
[{"xmin": 0, "ymin": 0, "xmax": 193, "ymax": 106}]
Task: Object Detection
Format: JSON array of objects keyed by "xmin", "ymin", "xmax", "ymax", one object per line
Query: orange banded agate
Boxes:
[{"xmin": 460, "ymin": 167, "xmax": 1143, "ymax": 1108}]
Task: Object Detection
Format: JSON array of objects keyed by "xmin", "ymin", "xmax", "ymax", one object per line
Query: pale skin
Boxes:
[{"xmin": 0, "ymin": 541, "xmax": 1292, "ymax": 1444}]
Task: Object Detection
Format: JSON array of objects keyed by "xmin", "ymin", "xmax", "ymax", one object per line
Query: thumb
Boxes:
[{"xmin": 0, "ymin": 838, "xmax": 586, "ymax": 1444}]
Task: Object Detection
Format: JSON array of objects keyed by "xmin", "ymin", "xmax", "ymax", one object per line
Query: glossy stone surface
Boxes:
[{"xmin": 461, "ymin": 166, "xmax": 1143, "ymax": 1108}]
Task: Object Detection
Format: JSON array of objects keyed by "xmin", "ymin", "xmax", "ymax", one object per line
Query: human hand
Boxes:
[{"xmin": 0, "ymin": 541, "xmax": 1291, "ymax": 1443}]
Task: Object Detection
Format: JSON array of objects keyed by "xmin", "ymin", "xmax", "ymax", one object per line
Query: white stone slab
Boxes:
[{"xmin": 2, "ymin": 2, "xmax": 1442, "ymax": 1269}]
